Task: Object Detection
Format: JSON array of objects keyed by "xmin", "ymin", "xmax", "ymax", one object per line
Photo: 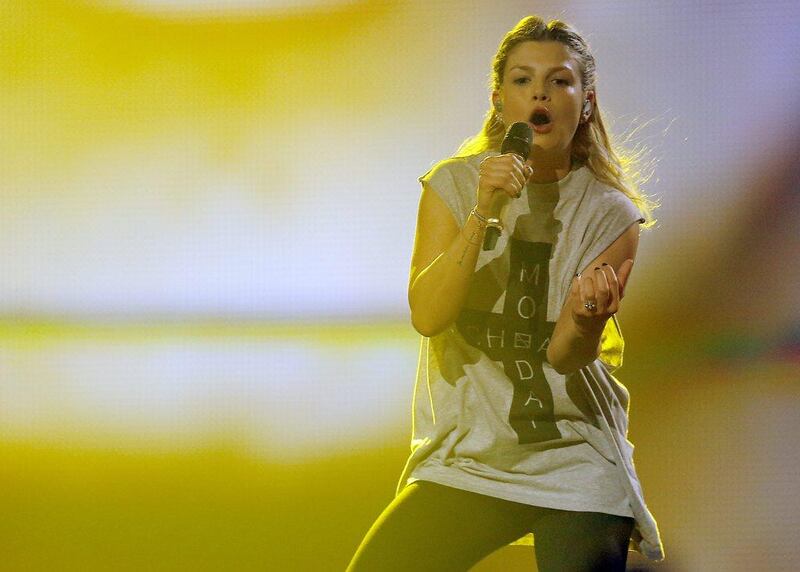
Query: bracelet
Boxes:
[{"xmin": 470, "ymin": 206, "xmax": 489, "ymax": 225}]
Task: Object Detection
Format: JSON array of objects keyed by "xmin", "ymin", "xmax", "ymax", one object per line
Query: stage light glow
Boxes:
[{"xmin": 91, "ymin": 0, "xmax": 359, "ymax": 17}]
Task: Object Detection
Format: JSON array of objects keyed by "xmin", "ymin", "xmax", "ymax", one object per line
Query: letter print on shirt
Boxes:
[{"xmin": 456, "ymin": 238, "xmax": 560, "ymax": 444}]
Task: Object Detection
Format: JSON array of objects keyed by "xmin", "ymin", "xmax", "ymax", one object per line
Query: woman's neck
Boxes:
[{"xmin": 527, "ymin": 154, "xmax": 573, "ymax": 184}]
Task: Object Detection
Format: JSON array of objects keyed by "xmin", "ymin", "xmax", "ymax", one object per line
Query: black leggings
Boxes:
[{"xmin": 346, "ymin": 480, "xmax": 634, "ymax": 572}]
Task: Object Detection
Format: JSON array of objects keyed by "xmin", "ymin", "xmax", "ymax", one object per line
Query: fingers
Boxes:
[
  {"xmin": 603, "ymin": 264, "xmax": 621, "ymax": 312},
  {"xmin": 571, "ymin": 273, "xmax": 602, "ymax": 334},
  {"xmin": 515, "ymin": 155, "xmax": 535, "ymax": 181},
  {"xmin": 575, "ymin": 263, "xmax": 622, "ymax": 318},
  {"xmin": 593, "ymin": 267, "xmax": 611, "ymax": 313},
  {"xmin": 507, "ymin": 155, "xmax": 527, "ymax": 197},
  {"xmin": 578, "ymin": 272, "xmax": 598, "ymax": 313},
  {"xmin": 478, "ymin": 154, "xmax": 530, "ymax": 199}
]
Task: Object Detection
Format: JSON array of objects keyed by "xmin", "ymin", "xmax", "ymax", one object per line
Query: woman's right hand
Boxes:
[{"xmin": 476, "ymin": 153, "xmax": 534, "ymax": 216}]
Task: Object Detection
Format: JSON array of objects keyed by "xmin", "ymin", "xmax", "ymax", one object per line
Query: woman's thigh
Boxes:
[
  {"xmin": 346, "ymin": 480, "xmax": 533, "ymax": 572},
  {"xmin": 530, "ymin": 508, "xmax": 635, "ymax": 572}
]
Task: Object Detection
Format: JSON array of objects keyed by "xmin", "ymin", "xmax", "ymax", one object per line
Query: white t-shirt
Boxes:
[{"xmin": 397, "ymin": 150, "xmax": 664, "ymax": 562}]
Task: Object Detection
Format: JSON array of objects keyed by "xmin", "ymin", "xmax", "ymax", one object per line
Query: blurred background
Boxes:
[{"xmin": 1, "ymin": 1, "xmax": 799, "ymax": 570}]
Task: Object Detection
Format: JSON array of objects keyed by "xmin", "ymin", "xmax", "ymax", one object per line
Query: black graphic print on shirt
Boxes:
[{"xmin": 456, "ymin": 237, "xmax": 560, "ymax": 444}]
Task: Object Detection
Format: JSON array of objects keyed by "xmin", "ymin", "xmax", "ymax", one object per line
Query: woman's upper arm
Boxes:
[
  {"xmin": 578, "ymin": 220, "xmax": 641, "ymax": 282},
  {"xmin": 408, "ymin": 181, "xmax": 460, "ymax": 299}
]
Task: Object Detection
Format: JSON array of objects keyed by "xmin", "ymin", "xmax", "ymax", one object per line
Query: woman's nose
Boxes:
[{"xmin": 532, "ymin": 87, "xmax": 550, "ymax": 100}]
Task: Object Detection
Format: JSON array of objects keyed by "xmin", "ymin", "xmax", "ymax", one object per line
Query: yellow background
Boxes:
[{"xmin": 2, "ymin": 1, "xmax": 799, "ymax": 570}]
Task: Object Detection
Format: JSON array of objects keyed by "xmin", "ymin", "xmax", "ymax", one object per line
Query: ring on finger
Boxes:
[{"xmin": 584, "ymin": 301, "xmax": 597, "ymax": 311}]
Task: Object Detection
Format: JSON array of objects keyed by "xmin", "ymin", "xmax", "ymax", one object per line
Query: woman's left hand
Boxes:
[{"xmin": 569, "ymin": 259, "xmax": 634, "ymax": 334}]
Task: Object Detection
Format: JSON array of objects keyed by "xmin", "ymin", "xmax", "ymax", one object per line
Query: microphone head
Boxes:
[{"xmin": 500, "ymin": 122, "xmax": 533, "ymax": 160}]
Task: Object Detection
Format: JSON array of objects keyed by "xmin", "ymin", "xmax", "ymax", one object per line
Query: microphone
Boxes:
[{"xmin": 483, "ymin": 122, "xmax": 533, "ymax": 251}]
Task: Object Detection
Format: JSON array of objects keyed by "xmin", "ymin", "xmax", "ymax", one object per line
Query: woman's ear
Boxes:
[{"xmin": 491, "ymin": 90, "xmax": 502, "ymax": 110}]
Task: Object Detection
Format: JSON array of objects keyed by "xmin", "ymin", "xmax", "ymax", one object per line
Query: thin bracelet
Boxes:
[
  {"xmin": 461, "ymin": 207, "xmax": 487, "ymax": 246},
  {"xmin": 470, "ymin": 206, "xmax": 489, "ymax": 225}
]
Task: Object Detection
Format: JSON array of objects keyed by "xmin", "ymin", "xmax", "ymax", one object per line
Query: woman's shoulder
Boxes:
[
  {"xmin": 583, "ymin": 169, "xmax": 618, "ymax": 197},
  {"xmin": 419, "ymin": 150, "xmax": 495, "ymax": 182},
  {"xmin": 584, "ymin": 173, "xmax": 646, "ymax": 224},
  {"xmin": 415, "ymin": 152, "xmax": 497, "ymax": 225}
]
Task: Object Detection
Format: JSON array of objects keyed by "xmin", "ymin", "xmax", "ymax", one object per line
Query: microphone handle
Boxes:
[{"xmin": 482, "ymin": 191, "xmax": 510, "ymax": 251}]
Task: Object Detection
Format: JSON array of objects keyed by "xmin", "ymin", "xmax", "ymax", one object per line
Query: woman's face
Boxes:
[{"xmin": 493, "ymin": 41, "xmax": 593, "ymax": 157}]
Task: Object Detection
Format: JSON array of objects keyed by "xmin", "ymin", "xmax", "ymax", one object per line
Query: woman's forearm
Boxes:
[
  {"xmin": 409, "ymin": 207, "xmax": 490, "ymax": 337},
  {"xmin": 546, "ymin": 309, "xmax": 605, "ymax": 375}
]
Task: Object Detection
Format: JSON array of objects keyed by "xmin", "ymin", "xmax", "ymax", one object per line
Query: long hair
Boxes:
[{"xmin": 454, "ymin": 16, "xmax": 659, "ymax": 228}]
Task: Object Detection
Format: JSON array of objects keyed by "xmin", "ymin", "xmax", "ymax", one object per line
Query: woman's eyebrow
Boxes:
[{"xmin": 510, "ymin": 65, "xmax": 572, "ymax": 74}]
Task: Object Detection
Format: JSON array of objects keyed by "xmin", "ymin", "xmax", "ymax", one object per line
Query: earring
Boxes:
[
  {"xmin": 581, "ymin": 100, "xmax": 591, "ymax": 123},
  {"xmin": 495, "ymin": 103, "xmax": 504, "ymax": 124}
]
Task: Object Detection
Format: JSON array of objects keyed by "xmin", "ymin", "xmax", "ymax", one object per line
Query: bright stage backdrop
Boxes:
[{"xmin": 1, "ymin": 1, "xmax": 799, "ymax": 570}]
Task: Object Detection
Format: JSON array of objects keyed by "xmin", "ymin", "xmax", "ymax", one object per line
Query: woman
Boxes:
[{"xmin": 347, "ymin": 15, "xmax": 664, "ymax": 572}]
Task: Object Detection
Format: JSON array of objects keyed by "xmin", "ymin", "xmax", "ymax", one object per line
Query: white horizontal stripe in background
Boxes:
[{"xmin": 0, "ymin": 330, "xmax": 416, "ymax": 462}]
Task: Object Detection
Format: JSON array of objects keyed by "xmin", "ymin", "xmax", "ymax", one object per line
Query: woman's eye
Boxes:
[{"xmin": 514, "ymin": 77, "xmax": 569, "ymax": 85}]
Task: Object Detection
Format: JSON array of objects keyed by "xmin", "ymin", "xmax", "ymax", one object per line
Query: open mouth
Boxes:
[
  {"xmin": 528, "ymin": 108, "xmax": 554, "ymax": 134},
  {"xmin": 530, "ymin": 110, "xmax": 552, "ymax": 126}
]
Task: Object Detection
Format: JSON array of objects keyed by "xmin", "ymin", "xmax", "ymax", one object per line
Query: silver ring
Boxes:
[{"xmin": 584, "ymin": 301, "xmax": 597, "ymax": 311}]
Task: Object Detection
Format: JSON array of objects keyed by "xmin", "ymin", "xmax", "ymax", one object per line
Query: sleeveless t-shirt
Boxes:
[{"xmin": 397, "ymin": 150, "xmax": 665, "ymax": 562}]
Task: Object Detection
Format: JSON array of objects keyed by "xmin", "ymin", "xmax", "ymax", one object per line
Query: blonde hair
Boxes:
[{"xmin": 454, "ymin": 16, "xmax": 659, "ymax": 228}]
